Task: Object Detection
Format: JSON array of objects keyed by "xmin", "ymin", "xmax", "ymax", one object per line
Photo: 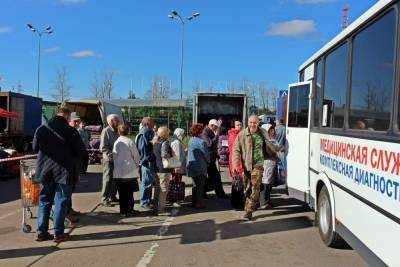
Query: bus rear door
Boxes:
[{"xmin": 286, "ymin": 81, "xmax": 312, "ymax": 203}]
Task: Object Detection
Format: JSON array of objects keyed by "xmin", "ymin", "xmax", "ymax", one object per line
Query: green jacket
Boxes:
[{"xmin": 232, "ymin": 127, "xmax": 279, "ymax": 172}]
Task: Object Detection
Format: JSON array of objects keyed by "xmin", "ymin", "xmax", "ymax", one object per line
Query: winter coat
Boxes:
[
  {"xmin": 187, "ymin": 136, "xmax": 210, "ymax": 178},
  {"xmin": 112, "ymin": 136, "xmax": 140, "ymax": 179},
  {"xmin": 228, "ymin": 128, "xmax": 243, "ymax": 177},
  {"xmin": 33, "ymin": 116, "xmax": 86, "ymax": 185}
]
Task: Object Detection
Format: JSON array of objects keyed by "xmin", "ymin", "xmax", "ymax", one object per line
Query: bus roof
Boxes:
[{"xmin": 299, "ymin": 0, "xmax": 394, "ymax": 72}]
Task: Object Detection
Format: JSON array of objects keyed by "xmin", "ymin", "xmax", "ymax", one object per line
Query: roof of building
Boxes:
[{"xmin": 67, "ymin": 98, "xmax": 190, "ymax": 108}]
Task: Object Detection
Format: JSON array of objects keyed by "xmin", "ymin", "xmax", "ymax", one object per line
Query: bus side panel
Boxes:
[
  {"xmin": 316, "ymin": 133, "xmax": 400, "ymax": 266},
  {"xmin": 334, "ymin": 186, "xmax": 398, "ymax": 266}
]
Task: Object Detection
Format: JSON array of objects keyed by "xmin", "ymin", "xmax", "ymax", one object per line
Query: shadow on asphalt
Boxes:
[
  {"xmin": 0, "ymin": 168, "xmax": 102, "ymax": 205},
  {"xmin": 0, "ymin": 175, "xmax": 21, "ymax": 204},
  {"xmin": 0, "ymin": 179, "xmax": 315, "ymax": 261},
  {"xmin": 66, "ymin": 214, "xmax": 312, "ymax": 244}
]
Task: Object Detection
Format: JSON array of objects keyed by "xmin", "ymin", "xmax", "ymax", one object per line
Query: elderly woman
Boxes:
[
  {"xmin": 153, "ymin": 127, "xmax": 174, "ymax": 215},
  {"xmin": 187, "ymin": 124, "xmax": 209, "ymax": 209},
  {"xmin": 113, "ymin": 124, "xmax": 140, "ymax": 217},
  {"xmin": 169, "ymin": 128, "xmax": 186, "ymax": 205},
  {"xmin": 259, "ymin": 123, "xmax": 279, "ymax": 209}
]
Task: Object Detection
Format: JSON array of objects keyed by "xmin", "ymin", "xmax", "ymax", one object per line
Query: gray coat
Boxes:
[{"xmin": 100, "ymin": 126, "xmax": 119, "ymax": 162}]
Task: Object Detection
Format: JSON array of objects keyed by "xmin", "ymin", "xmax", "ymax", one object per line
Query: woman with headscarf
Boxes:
[
  {"xmin": 169, "ymin": 128, "xmax": 186, "ymax": 206},
  {"xmin": 259, "ymin": 123, "xmax": 279, "ymax": 209}
]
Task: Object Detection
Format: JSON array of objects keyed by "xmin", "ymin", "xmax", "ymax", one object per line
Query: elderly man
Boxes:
[
  {"xmin": 136, "ymin": 117, "xmax": 156, "ymax": 210},
  {"xmin": 203, "ymin": 119, "xmax": 227, "ymax": 198},
  {"xmin": 34, "ymin": 107, "xmax": 85, "ymax": 242},
  {"xmin": 100, "ymin": 114, "xmax": 120, "ymax": 206},
  {"xmin": 233, "ymin": 115, "xmax": 280, "ymax": 220}
]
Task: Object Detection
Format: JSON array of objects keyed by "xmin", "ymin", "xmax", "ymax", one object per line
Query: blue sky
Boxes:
[{"xmin": 0, "ymin": 0, "xmax": 378, "ymax": 100}]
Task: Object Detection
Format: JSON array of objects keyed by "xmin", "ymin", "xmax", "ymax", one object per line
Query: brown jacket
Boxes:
[{"xmin": 232, "ymin": 127, "xmax": 280, "ymax": 172}]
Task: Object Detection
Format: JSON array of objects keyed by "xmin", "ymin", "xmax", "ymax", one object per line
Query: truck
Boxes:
[
  {"xmin": 65, "ymin": 99, "xmax": 124, "ymax": 126},
  {"xmin": 193, "ymin": 93, "xmax": 247, "ymax": 131},
  {"xmin": 0, "ymin": 92, "xmax": 42, "ymax": 151}
]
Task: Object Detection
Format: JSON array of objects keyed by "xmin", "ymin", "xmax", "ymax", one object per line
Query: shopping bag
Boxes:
[
  {"xmin": 168, "ymin": 180, "xmax": 185, "ymax": 202},
  {"xmin": 232, "ymin": 171, "xmax": 244, "ymax": 192}
]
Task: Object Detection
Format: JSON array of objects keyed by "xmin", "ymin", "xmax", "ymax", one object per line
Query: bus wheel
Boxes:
[{"xmin": 317, "ymin": 186, "xmax": 345, "ymax": 248}]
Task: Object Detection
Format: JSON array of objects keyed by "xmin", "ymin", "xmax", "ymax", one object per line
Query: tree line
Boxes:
[{"xmin": 47, "ymin": 66, "xmax": 279, "ymax": 112}]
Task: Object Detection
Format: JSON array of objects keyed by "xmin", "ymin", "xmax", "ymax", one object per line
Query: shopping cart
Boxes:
[{"xmin": 20, "ymin": 159, "xmax": 39, "ymax": 233}]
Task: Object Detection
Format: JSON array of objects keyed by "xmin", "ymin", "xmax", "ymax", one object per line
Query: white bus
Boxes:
[{"xmin": 286, "ymin": 0, "xmax": 400, "ymax": 266}]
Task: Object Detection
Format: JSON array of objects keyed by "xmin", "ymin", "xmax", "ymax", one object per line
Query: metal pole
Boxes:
[
  {"xmin": 180, "ymin": 21, "xmax": 185, "ymax": 100},
  {"xmin": 37, "ymin": 34, "xmax": 42, "ymax": 98}
]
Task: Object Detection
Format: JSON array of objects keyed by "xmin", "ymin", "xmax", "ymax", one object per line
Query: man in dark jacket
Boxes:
[
  {"xmin": 203, "ymin": 119, "xmax": 227, "ymax": 198},
  {"xmin": 136, "ymin": 116, "xmax": 155, "ymax": 209},
  {"xmin": 33, "ymin": 107, "xmax": 85, "ymax": 242}
]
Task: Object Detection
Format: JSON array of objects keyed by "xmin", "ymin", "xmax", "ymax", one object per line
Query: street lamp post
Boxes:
[
  {"xmin": 27, "ymin": 24, "xmax": 53, "ymax": 98},
  {"xmin": 168, "ymin": 10, "xmax": 200, "ymax": 100}
]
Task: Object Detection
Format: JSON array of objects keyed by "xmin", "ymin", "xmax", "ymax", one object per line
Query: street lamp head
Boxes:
[
  {"xmin": 27, "ymin": 23, "xmax": 36, "ymax": 32},
  {"xmin": 193, "ymin": 12, "xmax": 200, "ymax": 18},
  {"xmin": 187, "ymin": 16, "xmax": 193, "ymax": 20},
  {"xmin": 171, "ymin": 10, "xmax": 178, "ymax": 16},
  {"xmin": 168, "ymin": 14, "xmax": 174, "ymax": 19},
  {"xmin": 47, "ymin": 30, "xmax": 53, "ymax": 34},
  {"xmin": 45, "ymin": 26, "xmax": 52, "ymax": 31}
]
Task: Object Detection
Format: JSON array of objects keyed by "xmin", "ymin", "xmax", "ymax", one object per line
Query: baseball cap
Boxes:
[
  {"xmin": 71, "ymin": 112, "xmax": 81, "ymax": 121},
  {"xmin": 209, "ymin": 119, "xmax": 219, "ymax": 127}
]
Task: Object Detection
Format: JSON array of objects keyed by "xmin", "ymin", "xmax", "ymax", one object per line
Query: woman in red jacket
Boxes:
[{"xmin": 228, "ymin": 120, "xmax": 243, "ymax": 177}]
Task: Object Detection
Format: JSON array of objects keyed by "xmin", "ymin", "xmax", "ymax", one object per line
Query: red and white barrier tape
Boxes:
[
  {"xmin": 0, "ymin": 149, "xmax": 101, "ymax": 163},
  {"xmin": 0, "ymin": 154, "xmax": 37, "ymax": 163}
]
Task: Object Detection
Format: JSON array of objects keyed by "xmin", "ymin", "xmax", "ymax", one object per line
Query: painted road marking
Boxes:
[
  {"xmin": 135, "ymin": 208, "xmax": 179, "ymax": 267},
  {"xmin": 0, "ymin": 209, "xmax": 20, "ymax": 220}
]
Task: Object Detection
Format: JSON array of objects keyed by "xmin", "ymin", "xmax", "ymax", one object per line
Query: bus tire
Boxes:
[{"xmin": 317, "ymin": 186, "xmax": 345, "ymax": 248}]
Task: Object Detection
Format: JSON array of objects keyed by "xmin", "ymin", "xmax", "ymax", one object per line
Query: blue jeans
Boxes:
[
  {"xmin": 140, "ymin": 165, "xmax": 154, "ymax": 206},
  {"xmin": 37, "ymin": 182, "xmax": 72, "ymax": 236}
]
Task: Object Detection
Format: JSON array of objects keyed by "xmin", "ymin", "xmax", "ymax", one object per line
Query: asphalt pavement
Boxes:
[{"xmin": 0, "ymin": 165, "xmax": 366, "ymax": 267}]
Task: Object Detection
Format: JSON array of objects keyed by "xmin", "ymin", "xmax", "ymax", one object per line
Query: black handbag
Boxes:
[
  {"xmin": 133, "ymin": 178, "xmax": 139, "ymax": 192},
  {"xmin": 232, "ymin": 171, "xmax": 244, "ymax": 192}
]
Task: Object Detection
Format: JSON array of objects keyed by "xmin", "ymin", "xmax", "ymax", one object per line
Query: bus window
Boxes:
[
  {"xmin": 288, "ymin": 84, "xmax": 309, "ymax": 128},
  {"xmin": 323, "ymin": 42, "xmax": 348, "ymax": 128},
  {"xmin": 299, "ymin": 71, "xmax": 305, "ymax": 82},
  {"xmin": 314, "ymin": 60, "xmax": 322, "ymax": 127},
  {"xmin": 349, "ymin": 10, "xmax": 396, "ymax": 131}
]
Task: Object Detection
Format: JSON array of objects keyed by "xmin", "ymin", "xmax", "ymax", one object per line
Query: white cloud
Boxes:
[
  {"xmin": 296, "ymin": 0, "xmax": 337, "ymax": 4},
  {"xmin": 267, "ymin": 20, "xmax": 318, "ymax": 37},
  {"xmin": 68, "ymin": 50, "xmax": 97, "ymax": 58},
  {"xmin": 44, "ymin": 46, "xmax": 61, "ymax": 53},
  {"xmin": 0, "ymin": 26, "xmax": 13, "ymax": 34},
  {"xmin": 59, "ymin": 0, "xmax": 87, "ymax": 5}
]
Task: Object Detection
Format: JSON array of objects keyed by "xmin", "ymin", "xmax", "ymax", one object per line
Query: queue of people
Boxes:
[{"xmin": 33, "ymin": 108, "xmax": 285, "ymax": 243}]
